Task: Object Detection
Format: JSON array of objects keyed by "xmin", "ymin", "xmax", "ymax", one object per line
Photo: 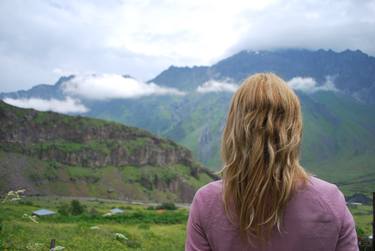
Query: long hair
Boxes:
[{"xmin": 220, "ymin": 73, "xmax": 309, "ymax": 243}]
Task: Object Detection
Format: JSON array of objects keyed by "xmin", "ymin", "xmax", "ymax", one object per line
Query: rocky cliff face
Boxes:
[
  {"xmin": 0, "ymin": 101, "xmax": 216, "ymax": 202},
  {"xmin": 0, "ymin": 101, "xmax": 193, "ymax": 168}
]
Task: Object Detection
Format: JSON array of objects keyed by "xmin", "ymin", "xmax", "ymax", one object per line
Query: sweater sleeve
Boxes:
[
  {"xmin": 330, "ymin": 187, "xmax": 359, "ymax": 251},
  {"xmin": 185, "ymin": 189, "xmax": 212, "ymax": 251}
]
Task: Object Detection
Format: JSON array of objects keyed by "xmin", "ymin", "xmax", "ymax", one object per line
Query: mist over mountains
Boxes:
[
  {"xmin": 3, "ymin": 49, "xmax": 375, "ymax": 102},
  {"xmin": 2, "ymin": 48, "xmax": 375, "ymax": 194},
  {"xmin": 150, "ymin": 49, "xmax": 375, "ymax": 101}
]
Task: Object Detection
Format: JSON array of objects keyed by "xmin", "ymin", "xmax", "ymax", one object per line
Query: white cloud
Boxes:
[
  {"xmin": 287, "ymin": 77, "xmax": 317, "ymax": 93},
  {"xmin": 52, "ymin": 67, "xmax": 80, "ymax": 76},
  {"xmin": 226, "ymin": 0, "xmax": 375, "ymax": 57},
  {"xmin": 1, "ymin": 0, "xmax": 375, "ymax": 91},
  {"xmin": 197, "ymin": 80, "xmax": 239, "ymax": 93},
  {"xmin": 106, "ymin": 0, "xmax": 276, "ymax": 63},
  {"xmin": 198, "ymin": 77, "xmax": 338, "ymax": 94},
  {"xmin": 62, "ymin": 74, "xmax": 185, "ymax": 100},
  {"xmin": 287, "ymin": 76, "xmax": 338, "ymax": 93},
  {"xmin": 3, "ymin": 97, "xmax": 88, "ymax": 113}
]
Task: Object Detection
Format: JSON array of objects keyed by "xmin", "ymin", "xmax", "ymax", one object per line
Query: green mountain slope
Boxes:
[
  {"xmin": 299, "ymin": 92, "xmax": 375, "ymax": 194},
  {"xmin": 0, "ymin": 101, "xmax": 216, "ymax": 202},
  {"xmin": 83, "ymin": 90, "xmax": 375, "ymax": 195}
]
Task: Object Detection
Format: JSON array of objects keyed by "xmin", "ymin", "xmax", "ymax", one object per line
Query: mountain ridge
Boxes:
[
  {"xmin": 3, "ymin": 49, "xmax": 375, "ymax": 103},
  {"xmin": 150, "ymin": 48, "xmax": 375, "ymax": 103}
]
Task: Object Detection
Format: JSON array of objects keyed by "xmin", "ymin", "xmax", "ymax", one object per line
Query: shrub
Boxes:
[
  {"xmin": 70, "ymin": 200, "xmax": 84, "ymax": 215},
  {"xmin": 356, "ymin": 226, "xmax": 366, "ymax": 237},
  {"xmin": 156, "ymin": 202, "xmax": 177, "ymax": 210},
  {"xmin": 57, "ymin": 203, "xmax": 70, "ymax": 216}
]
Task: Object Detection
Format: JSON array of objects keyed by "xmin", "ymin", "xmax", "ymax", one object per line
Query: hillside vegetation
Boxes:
[{"xmin": 0, "ymin": 101, "xmax": 215, "ymax": 202}]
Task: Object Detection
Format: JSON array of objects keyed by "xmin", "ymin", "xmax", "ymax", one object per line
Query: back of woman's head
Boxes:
[{"xmin": 220, "ymin": 73, "xmax": 309, "ymax": 243}]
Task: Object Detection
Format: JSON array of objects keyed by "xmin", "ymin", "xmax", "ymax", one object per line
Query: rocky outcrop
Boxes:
[
  {"xmin": 0, "ymin": 101, "xmax": 194, "ymax": 168},
  {"xmin": 0, "ymin": 101, "xmax": 217, "ymax": 202}
]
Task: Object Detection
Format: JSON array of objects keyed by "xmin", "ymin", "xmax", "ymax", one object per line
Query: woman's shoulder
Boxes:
[
  {"xmin": 194, "ymin": 180, "xmax": 223, "ymax": 202},
  {"xmin": 308, "ymin": 175, "xmax": 338, "ymax": 189},
  {"xmin": 189, "ymin": 180, "xmax": 224, "ymax": 230},
  {"xmin": 301, "ymin": 176, "xmax": 348, "ymax": 223},
  {"xmin": 305, "ymin": 176, "xmax": 344, "ymax": 200},
  {"xmin": 295, "ymin": 176, "xmax": 358, "ymax": 249}
]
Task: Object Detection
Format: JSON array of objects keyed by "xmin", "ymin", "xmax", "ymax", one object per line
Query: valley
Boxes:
[{"xmin": 1, "ymin": 48, "xmax": 374, "ymax": 250}]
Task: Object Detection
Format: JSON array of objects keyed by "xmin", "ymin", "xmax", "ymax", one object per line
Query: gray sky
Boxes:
[{"xmin": 1, "ymin": 0, "xmax": 375, "ymax": 92}]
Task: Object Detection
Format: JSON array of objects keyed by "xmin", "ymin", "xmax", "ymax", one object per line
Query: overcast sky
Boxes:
[{"xmin": 1, "ymin": 0, "xmax": 375, "ymax": 92}]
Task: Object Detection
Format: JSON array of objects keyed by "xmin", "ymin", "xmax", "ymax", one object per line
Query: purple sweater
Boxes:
[{"xmin": 185, "ymin": 176, "xmax": 358, "ymax": 251}]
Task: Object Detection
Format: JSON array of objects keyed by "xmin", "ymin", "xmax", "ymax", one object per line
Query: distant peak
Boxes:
[
  {"xmin": 340, "ymin": 49, "xmax": 366, "ymax": 55},
  {"xmin": 236, "ymin": 48, "xmax": 370, "ymax": 58},
  {"xmin": 55, "ymin": 75, "xmax": 75, "ymax": 86}
]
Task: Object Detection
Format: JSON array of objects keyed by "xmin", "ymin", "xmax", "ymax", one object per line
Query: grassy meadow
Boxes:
[
  {"xmin": 0, "ymin": 197, "xmax": 188, "ymax": 251},
  {"xmin": 0, "ymin": 196, "xmax": 372, "ymax": 250}
]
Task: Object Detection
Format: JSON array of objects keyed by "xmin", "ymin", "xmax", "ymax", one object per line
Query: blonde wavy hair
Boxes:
[{"xmin": 220, "ymin": 73, "xmax": 309, "ymax": 243}]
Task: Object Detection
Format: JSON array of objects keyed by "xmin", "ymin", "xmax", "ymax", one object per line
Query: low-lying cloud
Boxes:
[
  {"xmin": 197, "ymin": 80, "xmax": 239, "ymax": 93},
  {"xmin": 287, "ymin": 76, "xmax": 338, "ymax": 93},
  {"xmin": 197, "ymin": 77, "xmax": 338, "ymax": 94},
  {"xmin": 62, "ymin": 74, "xmax": 185, "ymax": 100},
  {"xmin": 3, "ymin": 97, "xmax": 88, "ymax": 113}
]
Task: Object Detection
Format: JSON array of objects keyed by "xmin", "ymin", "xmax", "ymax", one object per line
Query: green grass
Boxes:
[
  {"xmin": 0, "ymin": 198, "xmax": 188, "ymax": 251},
  {"xmin": 348, "ymin": 204, "xmax": 373, "ymax": 237},
  {"xmin": 122, "ymin": 166, "xmax": 142, "ymax": 182},
  {"xmin": 304, "ymin": 152, "xmax": 375, "ymax": 196},
  {"xmin": 0, "ymin": 218, "xmax": 186, "ymax": 251},
  {"xmin": 67, "ymin": 166, "xmax": 100, "ymax": 181}
]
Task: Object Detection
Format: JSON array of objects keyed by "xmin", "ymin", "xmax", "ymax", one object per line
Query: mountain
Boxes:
[
  {"xmin": 0, "ymin": 101, "xmax": 216, "ymax": 202},
  {"xmin": 151, "ymin": 49, "xmax": 375, "ymax": 103},
  {"xmin": 0, "ymin": 75, "xmax": 73, "ymax": 100},
  {"xmin": 1, "ymin": 48, "xmax": 375, "ymax": 195},
  {"xmin": 3, "ymin": 49, "xmax": 375, "ymax": 103}
]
